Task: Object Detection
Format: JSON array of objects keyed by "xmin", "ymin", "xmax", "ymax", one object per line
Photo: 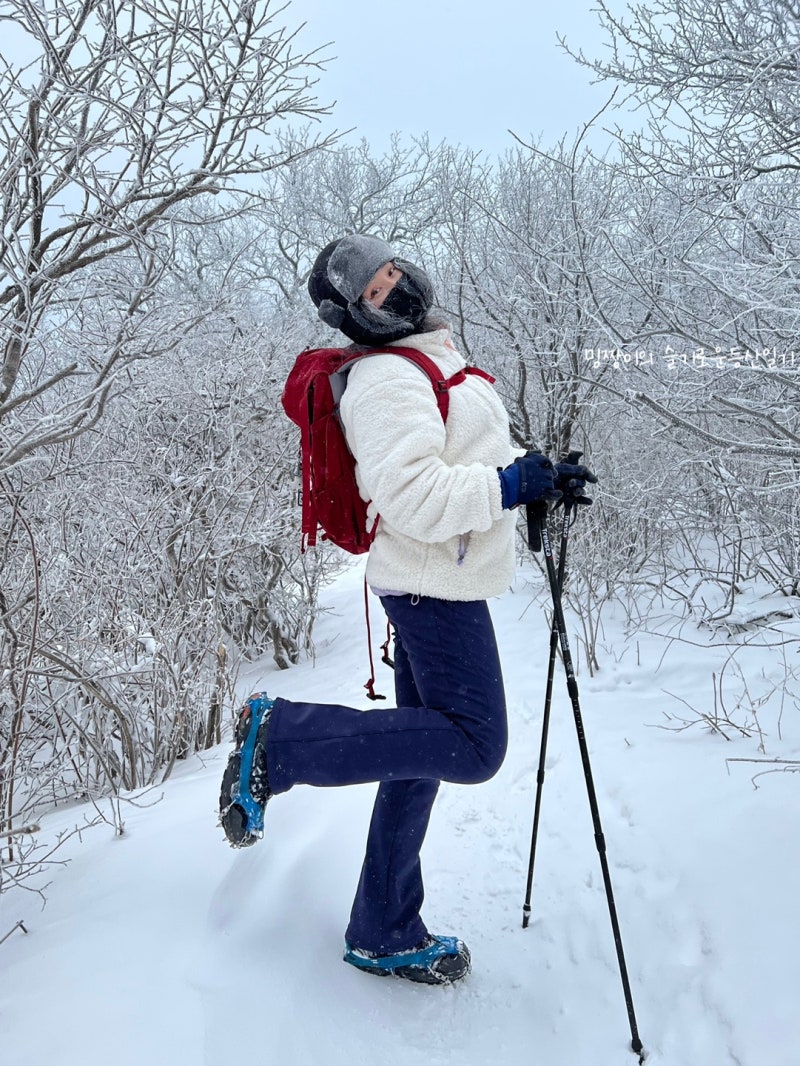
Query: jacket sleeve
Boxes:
[{"xmin": 339, "ymin": 355, "xmax": 506, "ymax": 544}]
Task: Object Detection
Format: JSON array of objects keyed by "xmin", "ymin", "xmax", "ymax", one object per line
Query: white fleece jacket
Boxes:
[{"xmin": 339, "ymin": 328, "xmax": 518, "ymax": 601}]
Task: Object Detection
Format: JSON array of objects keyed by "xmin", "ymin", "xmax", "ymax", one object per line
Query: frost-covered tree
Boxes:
[
  {"xmin": 571, "ymin": 0, "xmax": 800, "ymax": 179},
  {"xmin": 0, "ymin": 0, "xmax": 333, "ymax": 474},
  {"xmin": 0, "ymin": 0, "xmax": 335, "ymax": 885},
  {"xmin": 0, "ymin": 230, "xmax": 336, "ymax": 891},
  {"xmin": 565, "ymin": 0, "xmax": 800, "ymax": 605}
]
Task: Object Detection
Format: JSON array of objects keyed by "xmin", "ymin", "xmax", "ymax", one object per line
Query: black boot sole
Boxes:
[
  {"xmin": 219, "ymin": 752, "xmax": 259, "ymax": 848},
  {"xmin": 348, "ymin": 946, "xmax": 471, "ymax": 985}
]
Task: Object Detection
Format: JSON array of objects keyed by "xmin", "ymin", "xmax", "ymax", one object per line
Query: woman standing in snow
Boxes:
[{"xmin": 218, "ymin": 234, "xmax": 592, "ymax": 985}]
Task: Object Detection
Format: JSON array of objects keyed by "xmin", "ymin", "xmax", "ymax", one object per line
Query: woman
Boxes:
[{"xmin": 218, "ymin": 234, "xmax": 590, "ymax": 985}]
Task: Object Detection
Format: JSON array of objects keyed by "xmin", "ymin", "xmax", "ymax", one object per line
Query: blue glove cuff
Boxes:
[{"xmin": 498, "ymin": 465, "xmax": 520, "ymax": 510}]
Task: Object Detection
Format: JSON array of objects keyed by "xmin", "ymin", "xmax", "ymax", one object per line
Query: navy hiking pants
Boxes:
[{"xmin": 265, "ymin": 595, "xmax": 508, "ymax": 955}]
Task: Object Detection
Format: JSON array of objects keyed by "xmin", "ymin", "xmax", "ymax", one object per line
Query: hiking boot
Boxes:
[
  {"xmin": 343, "ymin": 934, "xmax": 471, "ymax": 985},
  {"xmin": 219, "ymin": 692, "xmax": 274, "ymax": 848}
]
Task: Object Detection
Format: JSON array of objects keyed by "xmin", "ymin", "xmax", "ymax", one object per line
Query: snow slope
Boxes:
[{"xmin": 1, "ymin": 561, "xmax": 799, "ymax": 1066}]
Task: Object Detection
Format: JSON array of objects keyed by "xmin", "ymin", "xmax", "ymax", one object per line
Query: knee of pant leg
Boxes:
[
  {"xmin": 478, "ymin": 738, "xmax": 508, "ymax": 782},
  {"xmin": 468, "ymin": 723, "xmax": 508, "ymax": 784},
  {"xmin": 442, "ymin": 693, "xmax": 508, "ymax": 783}
]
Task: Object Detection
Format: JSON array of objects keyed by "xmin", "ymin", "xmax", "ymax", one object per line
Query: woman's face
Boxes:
[{"xmin": 361, "ymin": 262, "xmax": 402, "ymax": 308}]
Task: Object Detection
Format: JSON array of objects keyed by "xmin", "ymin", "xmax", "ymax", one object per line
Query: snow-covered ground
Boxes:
[{"xmin": 2, "ymin": 561, "xmax": 799, "ymax": 1066}]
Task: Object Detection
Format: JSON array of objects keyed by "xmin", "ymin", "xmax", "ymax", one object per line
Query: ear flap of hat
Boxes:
[
  {"xmin": 317, "ymin": 299, "xmax": 346, "ymax": 329},
  {"xmin": 308, "ymin": 239, "xmax": 343, "ymax": 309}
]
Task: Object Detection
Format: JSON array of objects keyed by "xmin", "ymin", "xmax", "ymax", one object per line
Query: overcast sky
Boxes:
[{"xmin": 285, "ymin": 0, "xmax": 626, "ymax": 157}]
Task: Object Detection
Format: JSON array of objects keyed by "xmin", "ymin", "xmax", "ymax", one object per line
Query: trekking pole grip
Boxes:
[{"xmin": 525, "ymin": 501, "xmax": 547, "ymax": 553}]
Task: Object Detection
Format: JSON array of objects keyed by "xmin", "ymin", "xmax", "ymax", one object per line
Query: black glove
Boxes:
[
  {"xmin": 498, "ymin": 451, "xmax": 562, "ymax": 509},
  {"xmin": 553, "ymin": 450, "xmax": 598, "ymax": 507}
]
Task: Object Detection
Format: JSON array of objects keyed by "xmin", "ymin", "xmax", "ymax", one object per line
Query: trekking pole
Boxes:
[
  {"xmin": 521, "ymin": 500, "xmax": 572, "ymax": 929},
  {"xmin": 526, "ymin": 501, "xmax": 646, "ymax": 1064}
]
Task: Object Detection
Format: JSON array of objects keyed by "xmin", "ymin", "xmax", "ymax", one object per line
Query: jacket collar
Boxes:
[{"xmin": 387, "ymin": 328, "xmax": 465, "ymax": 374}]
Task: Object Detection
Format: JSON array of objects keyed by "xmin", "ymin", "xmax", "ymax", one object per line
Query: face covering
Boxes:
[{"xmin": 379, "ymin": 264, "xmax": 433, "ymax": 330}]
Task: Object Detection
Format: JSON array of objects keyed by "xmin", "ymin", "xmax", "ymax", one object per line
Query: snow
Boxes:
[{"xmin": 2, "ymin": 561, "xmax": 799, "ymax": 1066}]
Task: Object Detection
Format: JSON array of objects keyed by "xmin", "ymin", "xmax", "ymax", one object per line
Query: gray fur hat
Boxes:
[{"xmin": 325, "ymin": 234, "xmax": 394, "ymax": 304}]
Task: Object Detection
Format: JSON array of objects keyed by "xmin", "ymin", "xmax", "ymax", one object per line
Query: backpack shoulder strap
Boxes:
[{"xmin": 465, "ymin": 366, "xmax": 496, "ymax": 384}]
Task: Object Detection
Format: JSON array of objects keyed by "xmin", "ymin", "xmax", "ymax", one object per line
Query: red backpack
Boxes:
[{"xmin": 281, "ymin": 346, "xmax": 494, "ymax": 554}]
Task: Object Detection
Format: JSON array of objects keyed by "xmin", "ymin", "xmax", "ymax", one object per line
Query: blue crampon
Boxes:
[
  {"xmin": 219, "ymin": 692, "xmax": 274, "ymax": 848},
  {"xmin": 343, "ymin": 934, "xmax": 471, "ymax": 985}
]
